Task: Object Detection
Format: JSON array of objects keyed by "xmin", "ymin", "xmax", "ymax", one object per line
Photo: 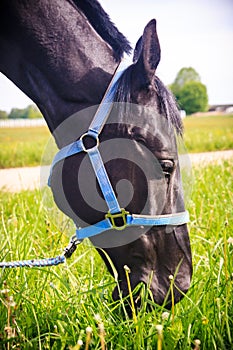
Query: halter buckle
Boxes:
[{"xmin": 105, "ymin": 209, "xmax": 129, "ymax": 231}]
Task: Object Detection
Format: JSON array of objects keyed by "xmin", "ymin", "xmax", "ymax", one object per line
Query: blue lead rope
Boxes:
[
  {"xmin": 0, "ymin": 235, "xmax": 81, "ymax": 269},
  {"xmin": 0, "ymin": 256, "xmax": 65, "ymax": 269}
]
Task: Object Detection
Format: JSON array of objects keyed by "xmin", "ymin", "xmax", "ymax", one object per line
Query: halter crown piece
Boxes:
[{"xmin": 49, "ymin": 60, "xmax": 189, "ymax": 241}]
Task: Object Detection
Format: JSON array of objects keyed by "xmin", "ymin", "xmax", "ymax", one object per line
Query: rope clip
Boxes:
[{"xmin": 63, "ymin": 235, "xmax": 81, "ymax": 259}]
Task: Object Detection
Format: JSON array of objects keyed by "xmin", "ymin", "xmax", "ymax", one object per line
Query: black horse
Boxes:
[{"xmin": 0, "ymin": 0, "xmax": 192, "ymax": 307}]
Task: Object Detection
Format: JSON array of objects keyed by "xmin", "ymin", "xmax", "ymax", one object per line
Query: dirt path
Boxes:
[
  {"xmin": 0, "ymin": 150, "xmax": 232, "ymax": 192},
  {"xmin": 0, "ymin": 165, "xmax": 50, "ymax": 192},
  {"xmin": 187, "ymin": 149, "xmax": 233, "ymax": 165}
]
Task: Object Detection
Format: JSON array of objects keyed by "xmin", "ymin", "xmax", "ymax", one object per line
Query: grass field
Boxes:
[
  {"xmin": 183, "ymin": 114, "xmax": 233, "ymax": 153},
  {"xmin": 0, "ymin": 114, "xmax": 232, "ymax": 168},
  {"xmin": 0, "ymin": 127, "xmax": 51, "ymax": 169},
  {"xmin": 0, "ymin": 159, "xmax": 232, "ymax": 349}
]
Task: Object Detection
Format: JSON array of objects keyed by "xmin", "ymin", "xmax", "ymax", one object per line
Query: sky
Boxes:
[{"xmin": 0, "ymin": 0, "xmax": 233, "ymax": 112}]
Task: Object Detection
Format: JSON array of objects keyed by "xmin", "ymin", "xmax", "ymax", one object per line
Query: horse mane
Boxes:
[
  {"xmin": 71, "ymin": 0, "xmax": 132, "ymax": 60},
  {"xmin": 114, "ymin": 65, "xmax": 184, "ymax": 136}
]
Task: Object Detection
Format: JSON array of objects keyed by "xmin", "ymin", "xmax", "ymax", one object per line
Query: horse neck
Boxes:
[{"xmin": 0, "ymin": 0, "xmax": 118, "ymax": 148}]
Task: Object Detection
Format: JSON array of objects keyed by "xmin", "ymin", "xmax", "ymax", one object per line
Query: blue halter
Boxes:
[{"xmin": 49, "ymin": 61, "xmax": 189, "ymax": 241}]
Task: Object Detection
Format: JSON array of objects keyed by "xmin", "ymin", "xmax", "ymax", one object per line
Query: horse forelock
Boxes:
[
  {"xmin": 113, "ymin": 65, "xmax": 183, "ymax": 136},
  {"xmin": 155, "ymin": 76, "xmax": 183, "ymax": 136}
]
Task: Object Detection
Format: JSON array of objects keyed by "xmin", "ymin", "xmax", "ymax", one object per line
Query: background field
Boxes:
[
  {"xmin": 0, "ymin": 114, "xmax": 232, "ymax": 168},
  {"xmin": 0, "ymin": 127, "xmax": 51, "ymax": 168},
  {"xmin": 183, "ymin": 114, "xmax": 233, "ymax": 153},
  {"xmin": 0, "ymin": 159, "xmax": 232, "ymax": 349}
]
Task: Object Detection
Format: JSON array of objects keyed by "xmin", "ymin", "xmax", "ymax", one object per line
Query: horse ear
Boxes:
[{"xmin": 133, "ymin": 19, "xmax": 161, "ymax": 85}]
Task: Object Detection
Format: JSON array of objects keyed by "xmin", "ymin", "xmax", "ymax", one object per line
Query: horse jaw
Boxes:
[{"xmin": 103, "ymin": 226, "xmax": 192, "ymax": 308}]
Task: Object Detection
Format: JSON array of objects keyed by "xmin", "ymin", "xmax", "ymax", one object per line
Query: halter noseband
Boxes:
[{"xmin": 49, "ymin": 61, "xmax": 189, "ymax": 241}]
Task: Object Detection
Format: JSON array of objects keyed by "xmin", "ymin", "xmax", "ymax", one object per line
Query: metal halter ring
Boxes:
[{"xmin": 80, "ymin": 132, "xmax": 100, "ymax": 153}]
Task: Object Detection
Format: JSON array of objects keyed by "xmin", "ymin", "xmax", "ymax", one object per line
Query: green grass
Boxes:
[
  {"xmin": 0, "ymin": 114, "xmax": 233, "ymax": 168},
  {"xmin": 183, "ymin": 114, "xmax": 233, "ymax": 153},
  {"xmin": 0, "ymin": 159, "xmax": 232, "ymax": 349},
  {"xmin": 0, "ymin": 127, "xmax": 51, "ymax": 168}
]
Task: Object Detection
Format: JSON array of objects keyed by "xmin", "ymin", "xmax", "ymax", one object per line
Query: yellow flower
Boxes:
[{"xmin": 202, "ymin": 316, "xmax": 209, "ymax": 325}]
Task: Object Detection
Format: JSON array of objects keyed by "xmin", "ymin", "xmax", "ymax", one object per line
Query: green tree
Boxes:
[
  {"xmin": 24, "ymin": 105, "xmax": 43, "ymax": 119},
  {"xmin": 8, "ymin": 108, "xmax": 24, "ymax": 119},
  {"xmin": 0, "ymin": 110, "xmax": 8, "ymax": 119},
  {"xmin": 8, "ymin": 105, "xmax": 43, "ymax": 119},
  {"xmin": 170, "ymin": 67, "xmax": 208, "ymax": 114},
  {"xmin": 170, "ymin": 67, "xmax": 201, "ymax": 95},
  {"xmin": 178, "ymin": 81, "xmax": 208, "ymax": 114}
]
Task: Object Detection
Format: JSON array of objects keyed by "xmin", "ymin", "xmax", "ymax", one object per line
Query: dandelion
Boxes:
[
  {"xmin": 94, "ymin": 314, "xmax": 102, "ymax": 323},
  {"xmin": 161, "ymin": 312, "xmax": 170, "ymax": 321},
  {"xmin": 85, "ymin": 326, "xmax": 92, "ymax": 350},
  {"xmin": 202, "ymin": 316, "xmax": 209, "ymax": 325},
  {"xmin": 194, "ymin": 339, "xmax": 201, "ymax": 350},
  {"xmin": 1, "ymin": 282, "xmax": 17, "ymax": 348},
  {"xmin": 77, "ymin": 339, "xmax": 83, "ymax": 349},
  {"xmin": 169, "ymin": 275, "xmax": 175, "ymax": 325},
  {"xmin": 124, "ymin": 265, "xmax": 138, "ymax": 332},
  {"xmin": 98, "ymin": 322, "xmax": 105, "ymax": 350},
  {"xmin": 95, "ymin": 315, "xmax": 105, "ymax": 350},
  {"xmin": 69, "ymin": 339, "xmax": 83, "ymax": 350},
  {"xmin": 124, "ymin": 265, "xmax": 131, "ymax": 273},
  {"xmin": 0, "ymin": 289, "xmax": 10, "ymax": 295},
  {"xmin": 156, "ymin": 325, "xmax": 163, "ymax": 350},
  {"xmin": 4, "ymin": 326, "xmax": 16, "ymax": 339},
  {"xmin": 8, "ymin": 296, "xmax": 16, "ymax": 308}
]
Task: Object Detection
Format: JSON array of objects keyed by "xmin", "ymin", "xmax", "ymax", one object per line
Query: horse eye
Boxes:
[
  {"xmin": 135, "ymin": 135, "xmax": 146, "ymax": 146},
  {"xmin": 159, "ymin": 160, "xmax": 174, "ymax": 175}
]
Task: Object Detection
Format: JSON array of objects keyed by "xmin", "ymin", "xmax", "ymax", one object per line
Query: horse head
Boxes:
[
  {"xmin": 50, "ymin": 19, "xmax": 192, "ymax": 308},
  {"xmin": 0, "ymin": 0, "xmax": 192, "ymax": 308}
]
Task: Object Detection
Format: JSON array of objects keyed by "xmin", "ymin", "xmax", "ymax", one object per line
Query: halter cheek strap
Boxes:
[{"xmin": 49, "ymin": 60, "xmax": 189, "ymax": 241}]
